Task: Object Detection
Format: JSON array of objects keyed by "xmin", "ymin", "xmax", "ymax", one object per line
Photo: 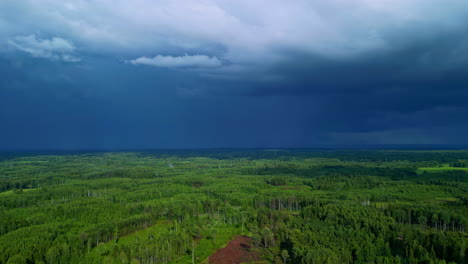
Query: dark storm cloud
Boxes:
[
  {"xmin": 1, "ymin": 0, "xmax": 468, "ymax": 148},
  {"xmin": 221, "ymin": 23, "xmax": 468, "ymax": 142}
]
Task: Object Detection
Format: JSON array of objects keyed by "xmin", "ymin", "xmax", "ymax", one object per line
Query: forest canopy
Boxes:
[{"xmin": 0, "ymin": 150, "xmax": 466, "ymax": 264}]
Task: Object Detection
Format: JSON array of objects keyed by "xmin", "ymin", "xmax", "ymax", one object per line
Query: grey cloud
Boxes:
[
  {"xmin": 2, "ymin": 0, "xmax": 468, "ymax": 67},
  {"xmin": 8, "ymin": 35, "xmax": 80, "ymax": 62}
]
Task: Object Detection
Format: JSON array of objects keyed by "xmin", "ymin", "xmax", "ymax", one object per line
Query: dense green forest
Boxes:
[{"xmin": 0, "ymin": 150, "xmax": 466, "ymax": 264}]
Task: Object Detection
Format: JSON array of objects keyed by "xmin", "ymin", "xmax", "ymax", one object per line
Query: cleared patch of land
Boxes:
[{"xmin": 208, "ymin": 235, "xmax": 261, "ymax": 264}]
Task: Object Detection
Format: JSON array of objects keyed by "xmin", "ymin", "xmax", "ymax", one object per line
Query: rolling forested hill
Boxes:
[{"xmin": 0, "ymin": 150, "xmax": 467, "ymax": 264}]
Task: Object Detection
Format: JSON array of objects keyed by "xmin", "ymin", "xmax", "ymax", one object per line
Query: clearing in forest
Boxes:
[{"xmin": 208, "ymin": 235, "xmax": 262, "ymax": 264}]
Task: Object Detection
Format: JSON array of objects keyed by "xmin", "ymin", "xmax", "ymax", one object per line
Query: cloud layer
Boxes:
[{"xmin": 3, "ymin": 1, "xmax": 468, "ymax": 62}]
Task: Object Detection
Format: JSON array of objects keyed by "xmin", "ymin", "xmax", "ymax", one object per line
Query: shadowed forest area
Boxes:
[{"xmin": 0, "ymin": 150, "xmax": 467, "ymax": 264}]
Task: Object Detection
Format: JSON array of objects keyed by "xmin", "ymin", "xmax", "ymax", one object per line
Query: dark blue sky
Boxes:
[{"xmin": 1, "ymin": 0, "xmax": 468, "ymax": 149}]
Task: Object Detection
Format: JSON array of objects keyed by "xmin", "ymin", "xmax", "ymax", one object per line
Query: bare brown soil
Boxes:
[{"xmin": 208, "ymin": 235, "xmax": 261, "ymax": 264}]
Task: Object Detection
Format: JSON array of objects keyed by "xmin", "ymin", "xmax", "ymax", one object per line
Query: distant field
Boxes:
[
  {"xmin": 0, "ymin": 188, "xmax": 34, "ymax": 196},
  {"xmin": 417, "ymin": 166, "xmax": 468, "ymax": 173}
]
